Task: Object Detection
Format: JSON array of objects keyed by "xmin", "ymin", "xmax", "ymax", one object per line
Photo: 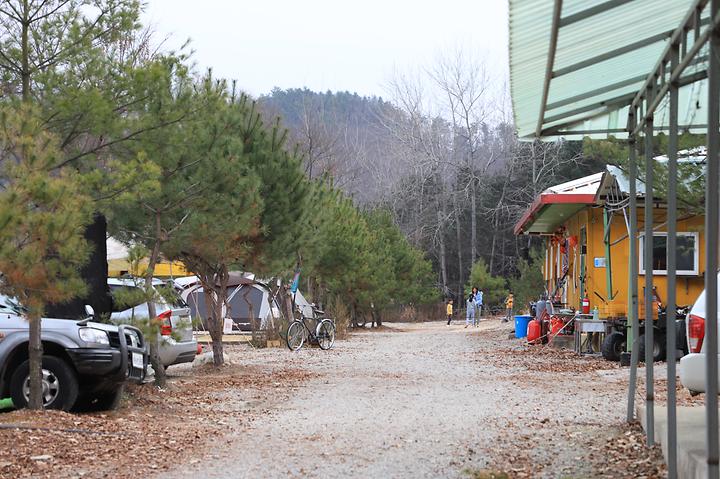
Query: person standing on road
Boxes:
[
  {"xmin": 464, "ymin": 292, "xmax": 475, "ymax": 328},
  {"xmin": 446, "ymin": 299, "xmax": 453, "ymax": 325},
  {"xmin": 475, "ymin": 288, "xmax": 483, "ymax": 326},
  {"xmin": 503, "ymin": 292, "xmax": 514, "ymax": 323}
]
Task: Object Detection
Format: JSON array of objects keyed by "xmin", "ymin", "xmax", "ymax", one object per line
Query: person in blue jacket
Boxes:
[{"xmin": 474, "ymin": 288, "xmax": 483, "ymax": 326}]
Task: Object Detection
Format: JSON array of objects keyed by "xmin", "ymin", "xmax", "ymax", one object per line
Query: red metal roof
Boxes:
[{"xmin": 513, "ymin": 193, "xmax": 598, "ymax": 235}]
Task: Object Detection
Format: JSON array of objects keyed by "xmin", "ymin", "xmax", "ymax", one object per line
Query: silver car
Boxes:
[
  {"xmin": 108, "ymin": 278, "xmax": 197, "ymax": 368},
  {"xmin": 0, "ymin": 294, "xmax": 147, "ymax": 411}
]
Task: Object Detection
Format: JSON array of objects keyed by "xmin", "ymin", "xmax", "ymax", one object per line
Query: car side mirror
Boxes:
[{"xmin": 84, "ymin": 305, "xmax": 95, "ymax": 318}]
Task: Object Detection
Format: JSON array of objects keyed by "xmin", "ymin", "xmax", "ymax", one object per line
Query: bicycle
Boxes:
[{"xmin": 286, "ymin": 304, "xmax": 336, "ymax": 351}]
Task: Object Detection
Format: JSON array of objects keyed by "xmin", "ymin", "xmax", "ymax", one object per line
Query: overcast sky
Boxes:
[{"xmin": 142, "ymin": 1, "xmax": 509, "ymax": 99}]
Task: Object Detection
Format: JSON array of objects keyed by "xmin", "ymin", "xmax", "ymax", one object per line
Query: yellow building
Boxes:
[
  {"xmin": 106, "ymin": 238, "xmax": 190, "ymax": 278},
  {"xmin": 107, "ymin": 257, "xmax": 190, "ymax": 278},
  {"xmin": 514, "ymin": 165, "xmax": 705, "ymax": 319}
]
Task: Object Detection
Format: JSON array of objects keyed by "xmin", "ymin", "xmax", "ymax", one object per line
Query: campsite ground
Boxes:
[{"xmin": 1, "ymin": 320, "xmax": 669, "ymax": 478}]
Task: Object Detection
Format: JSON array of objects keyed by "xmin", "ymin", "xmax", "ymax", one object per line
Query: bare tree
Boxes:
[
  {"xmin": 381, "ymin": 71, "xmax": 455, "ymax": 295},
  {"xmin": 429, "ymin": 49, "xmax": 495, "ymax": 265}
]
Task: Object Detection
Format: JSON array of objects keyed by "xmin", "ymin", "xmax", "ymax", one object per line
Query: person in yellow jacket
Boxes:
[
  {"xmin": 503, "ymin": 292, "xmax": 514, "ymax": 323},
  {"xmin": 446, "ymin": 299, "xmax": 453, "ymax": 325}
]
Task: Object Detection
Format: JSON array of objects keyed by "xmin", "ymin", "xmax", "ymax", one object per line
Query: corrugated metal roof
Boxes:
[
  {"xmin": 509, "ymin": 0, "xmax": 711, "ymax": 139},
  {"xmin": 515, "ymin": 150, "xmax": 707, "ymax": 234},
  {"xmin": 515, "ymin": 165, "xmax": 637, "ymax": 234},
  {"xmin": 546, "ymin": 171, "xmax": 604, "ymax": 195}
]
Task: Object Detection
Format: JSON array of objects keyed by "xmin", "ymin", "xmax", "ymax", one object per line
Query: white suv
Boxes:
[{"xmin": 680, "ymin": 273, "xmax": 720, "ymax": 394}]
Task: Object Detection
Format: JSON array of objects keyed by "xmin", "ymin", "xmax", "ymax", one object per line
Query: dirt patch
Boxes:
[{"xmin": 0, "ymin": 351, "xmax": 313, "ymax": 479}]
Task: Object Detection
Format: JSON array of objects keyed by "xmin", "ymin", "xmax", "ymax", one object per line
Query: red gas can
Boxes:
[
  {"xmin": 550, "ymin": 317, "xmax": 564, "ymax": 338},
  {"xmin": 582, "ymin": 297, "xmax": 590, "ymax": 314},
  {"xmin": 527, "ymin": 319, "xmax": 542, "ymax": 345}
]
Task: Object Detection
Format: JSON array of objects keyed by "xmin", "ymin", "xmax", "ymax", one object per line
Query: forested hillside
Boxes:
[
  {"xmin": 259, "ymin": 88, "xmax": 401, "ymax": 204},
  {"xmin": 260, "ymin": 87, "xmax": 607, "ymax": 307}
]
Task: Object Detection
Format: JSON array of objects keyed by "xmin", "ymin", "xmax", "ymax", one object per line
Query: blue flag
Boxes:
[{"xmin": 290, "ymin": 269, "xmax": 301, "ymax": 294}]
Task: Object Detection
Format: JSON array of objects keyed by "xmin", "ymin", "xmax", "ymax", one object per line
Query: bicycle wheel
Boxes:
[
  {"xmin": 286, "ymin": 321, "xmax": 305, "ymax": 351},
  {"xmin": 317, "ymin": 319, "xmax": 336, "ymax": 350}
]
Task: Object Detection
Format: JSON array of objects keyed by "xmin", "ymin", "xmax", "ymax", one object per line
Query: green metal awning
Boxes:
[{"xmin": 509, "ymin": 0, "xmax": 711, "ymax": 139}]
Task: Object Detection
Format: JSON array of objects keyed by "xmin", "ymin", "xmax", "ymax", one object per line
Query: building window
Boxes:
[{"xmin": 639, "ymin": 232, "xmax": 699, "ymax": 276}]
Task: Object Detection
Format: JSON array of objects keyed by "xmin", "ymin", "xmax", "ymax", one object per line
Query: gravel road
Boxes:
[{"xmin": 157, "ymin": 320, "xmax": 665, "ymax": 479}]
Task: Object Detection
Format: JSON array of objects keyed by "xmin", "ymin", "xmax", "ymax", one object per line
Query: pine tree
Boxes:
[
  {"xmin": 0, "ymin": 0, "xmax": 190, "ymax": 320},
  {"xmin": 0, "ymin": 106, "xmax": 92, "ymax": 409},
  {"xmin": 107, "ymin": 70, "xmax": 218, "ymax": 386},
  {"xmin": 162, "ymin": 94, "xmax": 267, "ymax": 367}
]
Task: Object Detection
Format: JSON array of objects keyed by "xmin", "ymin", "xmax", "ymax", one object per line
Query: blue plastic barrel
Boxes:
[{"xmin": 514, "ymin": 315, "xmax": 532, "ymax": 338}]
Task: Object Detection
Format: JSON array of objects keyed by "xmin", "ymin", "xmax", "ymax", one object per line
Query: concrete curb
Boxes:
[{"xmin": 638, "ymin": 404, "xmax": 713, "ymax": 479}]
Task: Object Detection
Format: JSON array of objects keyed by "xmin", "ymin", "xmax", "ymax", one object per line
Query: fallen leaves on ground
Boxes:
[
  {"xmin": 483, "ymin": 421, "xmax": 665, "ymax": 479},
  {"xmin": 470, "ymin": 320, "xmax": 665, "ymax": 478},
  {"xmin": 351, "ymin": 325, "xmax": 408, "ymax": 333},
  {"xmin": 475, "ymin": 324, "xmax": 619, "ymax": 374},
  {"xmin": 636, "ymin": 372, "xmax": 705, "ymax": 407},
  {"xmin": 594, "ymin": 422, "xmax": 666, "ymax": 478},
  {"xmin": 0, "ymin": 347, "xmax": 314, "ymax": 479}
]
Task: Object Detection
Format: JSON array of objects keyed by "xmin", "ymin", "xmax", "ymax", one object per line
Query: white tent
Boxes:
[{"xmin": 174, "ymin": 274, "xmax": 288, "ymax": 332}]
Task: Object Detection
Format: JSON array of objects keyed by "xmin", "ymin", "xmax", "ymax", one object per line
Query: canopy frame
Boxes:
[{"xmin": 510, "ymin": 1, "xmax": 720, "ymax": 477}]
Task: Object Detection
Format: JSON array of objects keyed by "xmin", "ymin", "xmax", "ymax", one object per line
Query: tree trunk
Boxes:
[
  {"xmin": 489, "ymin": 210, "xmax": 503, "ymax": 275},
  {"xmin": 216, "ymin": 268, "xmax": 230, "ymax": 365},
  {"xmin": 373, "ymin": 309, "xmax": 382, "ymax": 327},
  {"xmin": 27, "ymin": 308, "xmax": 43, "ymax": 410},
  {"xmin": 283, "ymin": 284, "xmax": 294, "ymax": 325},
  {"xmin": 20, "ymin": 1, "xmax": 30, "ymax": 102},
  {"xmin": 454, "ymin": 194, "xmax": 463, "ymax": 299},
  {"xmin": 489, "ymin": 226, "xmax": 498, "ymax": 275},
  {"xmin": 205, "ymin": 285, "xmax": 225, "ymax": 367},
  {"xmin": 489, "ymin": 165, "xmax": 512, "ymax": 275},
  {"xmin": 437, "ymin": 209, "xmax": 448, "ymax": 295},
  {"xmin": 470, "ymin": 179, "xmax": 477, "ymax": 264},
  {"xmin": 21, "ymin": 2, "xmax": 41, "ymax": 410},
  {"xmin": 144, "ymin": 212, "xmax": 166, "ymax": 387}
]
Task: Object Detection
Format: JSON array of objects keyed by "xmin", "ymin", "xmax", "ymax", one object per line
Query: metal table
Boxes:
[{"xmin": 574, "ymin": 318, "xmax": 612, "ymax": 355}]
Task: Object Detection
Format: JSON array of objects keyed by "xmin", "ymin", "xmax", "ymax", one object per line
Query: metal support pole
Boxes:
[
  {"xmin": 604, "ymin": 209, "xmax": 614, "ymax": 300},
  {"xmin": 666, "ymin": 43, "xmax": 680, "ymax": 479},
  {"xmin": 627, "ymin": 109, "xmax": 640, "ymax": 423},
  {"xmin": 706, "ymin": 1, "xmax": 720, "ymax": 476},
  {"xmin": 644, "ymin": 85, "xmax": 655, "ymax": 446}
]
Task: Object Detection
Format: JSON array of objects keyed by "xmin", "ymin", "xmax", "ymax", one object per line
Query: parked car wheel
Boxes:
[
  {"xmin": 10, "ymin": 356, "xmax": 79, "ymax": 411},
  {"xmin": 601, "ymin": 331, "xmax": 626, "ymax": 361},
  {"xmin": 675, "ymin": 319, "xmax": 689, "ymax": 356},
  {"xmin": 638, "ymin": 332, "xmax": 666, "ymax": 362}
]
